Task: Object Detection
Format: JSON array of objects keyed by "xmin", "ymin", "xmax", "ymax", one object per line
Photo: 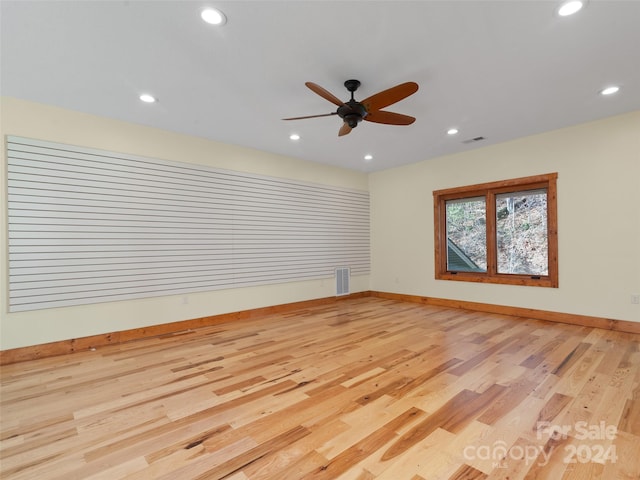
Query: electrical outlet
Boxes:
[
  {"xmin": 182, "ymin": 295, "xmax": 189, "ymax": 305},
  {"xmin": 632, "ymin": 294, "xmax": 640, "ymax": 305}
]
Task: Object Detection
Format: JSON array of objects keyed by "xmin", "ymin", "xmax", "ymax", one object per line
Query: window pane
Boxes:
[
  {"xmin": 496, "ymin": 190, "xmax": 548, "ymax": 275},
  {"xmin": 446, "ymin": 197, "xmax": 487, "ymax": 272}
]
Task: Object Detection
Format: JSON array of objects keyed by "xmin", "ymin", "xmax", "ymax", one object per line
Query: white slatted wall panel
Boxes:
[{"xmin": 6, "ymin": 136, "xmax": 370, "ymax": 312}]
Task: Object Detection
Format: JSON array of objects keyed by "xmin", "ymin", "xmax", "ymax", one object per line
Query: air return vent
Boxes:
[
  {"xmin": 462, "ymin": 136, "xmax": 486, "ymax": 144},
  {"xmin": 335, "ymin": 267, "xmax": 350, "ymax": 296}
]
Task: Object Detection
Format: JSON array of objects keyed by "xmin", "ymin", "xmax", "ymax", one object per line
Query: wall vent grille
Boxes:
[{"xmin": 336, "ymin": 267, "xmax": 350, "ymax": 296}]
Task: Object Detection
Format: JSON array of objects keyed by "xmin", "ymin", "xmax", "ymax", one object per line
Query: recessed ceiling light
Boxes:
[
  {"xmin": 139, "ymin": 94, "xmax": 157, "ymax": 103},
  {"xmin": 364, "ymin": 154, "xmax": 373, "ymax": 161},
  {"xmin": 201, "ymin": 8, "xmax": 226, "ymax": 25},
  {"xmin": 600, "ymin": 86, "xmax": 620, "ymax": 96},
  {"xmin": 558, "ymin": 0, "xmax": 584, "ymax": 16},
  {"xmin": 289, "ymin": 133, "xmax": 300, "ymax": 141},
  {"xmin": 447, "ymin": 128, "xmax": 459, "ymax": 135}
]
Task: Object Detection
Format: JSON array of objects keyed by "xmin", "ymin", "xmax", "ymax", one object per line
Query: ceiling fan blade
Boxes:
[
  {"xmin": 306, "ymin": 82, "xmax": 345, "ymax": 107},
  {"xmin": 338, "ymin": 123, "xmax": 352, "ymax": 136},
  {"xmin": 283, "ymin": 112, "xmax": 337, "ymax": 121},
  {"xmin": 361, "ymin": 82, "xmax": 419, "ymax": 112},
  {"xmin": 364, "ymin": 110, "xmax": 416, "ymax": 125}
]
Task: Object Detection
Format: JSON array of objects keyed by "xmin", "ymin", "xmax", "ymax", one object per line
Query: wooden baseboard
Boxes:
[
  {"xmin": 369, "ymin": 291, "xmax": 640, "ymax": 335},
  {"xmin": 2, "ymin": 290, "xmax": 637, "ymax": 365},
  {"xmin": 0, "ymin": 292, "xmax": 369, "ymax": 365}
]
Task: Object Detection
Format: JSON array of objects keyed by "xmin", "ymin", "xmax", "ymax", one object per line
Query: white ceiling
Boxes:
[{"xmin": 2, "ymin": 1, "xmax": 639, "ymax": 172}]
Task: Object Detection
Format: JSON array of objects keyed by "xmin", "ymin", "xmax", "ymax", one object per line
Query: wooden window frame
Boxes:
[{"xmin": 433, "ymin": 173, "xmax": 558, "ymax": 288}]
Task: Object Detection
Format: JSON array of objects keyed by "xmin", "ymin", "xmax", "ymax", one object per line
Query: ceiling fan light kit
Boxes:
[{"xmin": 283, "ymin": 79, "xmax": 418, "ymax": 137}]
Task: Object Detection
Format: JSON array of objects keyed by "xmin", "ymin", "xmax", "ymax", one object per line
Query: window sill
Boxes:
[{"xmin": 436, "ymin": 272, "xmax": 558, "ymax": 288}]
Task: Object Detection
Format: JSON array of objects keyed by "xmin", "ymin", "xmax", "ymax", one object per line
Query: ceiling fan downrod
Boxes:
[{"xmin": 338, "ymin": 79, "xmax": 367, "ymax": 128}]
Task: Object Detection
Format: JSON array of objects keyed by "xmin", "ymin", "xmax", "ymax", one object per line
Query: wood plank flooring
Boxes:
[{"xmin": 1, "ymin": 297, "xmax": 639, "ymax": 479}]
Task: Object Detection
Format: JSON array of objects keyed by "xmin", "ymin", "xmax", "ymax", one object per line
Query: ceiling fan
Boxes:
[{"xmin": 283, "ymin": 79, "xmax": 419, "ymax": 136}]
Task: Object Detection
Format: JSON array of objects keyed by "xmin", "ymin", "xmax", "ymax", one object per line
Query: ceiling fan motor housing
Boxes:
[{"xmin": 338, "ymin": 101, "xmax": 367, "ymax": 128}]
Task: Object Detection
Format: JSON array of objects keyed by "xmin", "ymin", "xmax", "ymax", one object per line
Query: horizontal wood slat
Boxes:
[{"xmin": 7, "ymin": 136, "xmax": 370, "ymax": 311}]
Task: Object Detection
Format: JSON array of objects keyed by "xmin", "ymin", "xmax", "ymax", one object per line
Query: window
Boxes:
[{"xmin": 433, "ymin": 173, "xmax": 558, "ymax": 287}]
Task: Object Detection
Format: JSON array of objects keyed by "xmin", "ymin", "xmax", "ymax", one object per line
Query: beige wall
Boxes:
[
  {"xmin": 2, "ymin": 98, "xmax": 638, "ymax": 350},
  {"xmin": 370, "ymin": 111, "xmax": 640, "ymax": 323},
  {"xmin": 0, "ymin": 97, "xmax": 370, "ymax": 349}
]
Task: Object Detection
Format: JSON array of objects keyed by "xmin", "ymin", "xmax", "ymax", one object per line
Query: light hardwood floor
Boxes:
[{"xmin": 1, "ymin": 297, "xmax": 639, "ymax": 479}]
